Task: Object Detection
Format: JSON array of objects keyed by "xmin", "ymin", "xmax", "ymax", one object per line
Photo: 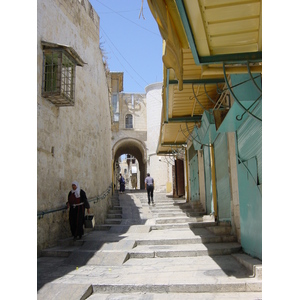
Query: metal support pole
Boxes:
[
  {"xmin": 185, "ymin": 149, "xmax": 189, "ymax": 202},
  {"xmin": 210, "ymin": 144, "xmax": 218, "ymax": 219}
]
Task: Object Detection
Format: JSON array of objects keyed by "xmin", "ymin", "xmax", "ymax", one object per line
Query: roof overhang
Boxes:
[
  {"xmin": 41, "ymin": 40, "xmax": 86, "ymax": 66},
  {"xmin": 109, "ymin": 72, "xmax": 124, "ymax": 92},
  {"xmin": 148, "ymin": 0, "xmax": 262, "ymax": 156}
]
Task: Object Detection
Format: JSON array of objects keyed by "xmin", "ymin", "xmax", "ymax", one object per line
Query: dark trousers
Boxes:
[
  {"xmin": 69, "ymin": 206, "xmax": 84, "ymax": 238},
  {"xmin": 147, "ymin": 185, "xmax": 154, "ymax": 203}
]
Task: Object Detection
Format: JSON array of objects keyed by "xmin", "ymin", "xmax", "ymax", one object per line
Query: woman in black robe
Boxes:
[{"xmin": 67, "ymin": 181, "xmax": 90, "ymax": 240}]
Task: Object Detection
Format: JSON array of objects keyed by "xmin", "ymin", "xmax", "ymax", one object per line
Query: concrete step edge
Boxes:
[
  {"xmin": 232, "ymin": 253, "xmax": 262, "ymax": 280},
  {"xmin": 129, "ymin": 244, "xmax": 242, "ymax": 258},
  {"xmin": 136, "ymin": 235, "xmax": 237, "ymax": 245},
  {"xmin": 92, "ymin": 282, "xmax": 262, "ymax": 294}
]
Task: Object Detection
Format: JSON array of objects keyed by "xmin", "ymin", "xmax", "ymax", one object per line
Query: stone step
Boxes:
[
  {"xmin": 88, "ymin": 292, "xmax": 262, "ymax": 299},
  {"xmin": 136, "ymin": 235, "xmax": 237, "ymax": 245},
  {"xmin": 106, "ymin": 213, "xmax": 122, "ymax": 219},
  {"xmin": 149, "ymin": 208, "xmax": 187, "ymax": 213},
  {"xmin": 151, "ymin": 221, "xmax": 216, "ymax": 230},
  {"xmin": 95, "ymin": 224, "xmax": 112, "ymax": 231},
  {"xmin": 232, "ymin": 253, "xmax": 262, "ymax": 279},
  {"xmin": 108, "ymin": 210, "xmax": 122, "ymax": 216},
  {"xmin": 155, "ymin": 215, "xmax": 215, "ymax": 224},
  {"xmin": 92, "ymin": 282, "xmax": 261, "ymax": 295},
  {"xmin": 150, "ymin": 204, "xmax": 186, "ymax": 209},
  {"xmin": 129, "ymin": 242, "xmax": 242, "ymax": 259},
  {"xmin": 207, "ymin": 225, "xmax": 232, "ymax": 235},
  {"xmin": 104, "ymin": 218, "xmax": 122, "ymax": 224},
  {"xmin": 110, "ymin": 206, "xmax": 122, "ymax": 210},
  {"xmin": 41, "ymin": 245, "xmax": 81, "ymax": 257},
  {"xmin": 155, "ymin": 212, "xmax": 202, "ymax": 218},
  {"xmin": 155, "ymin": 216, "xmax": 199, "ymax": 224},
  {"xmin": 150, "ymin": 206, "xmax": 203, "ymax": 213}
]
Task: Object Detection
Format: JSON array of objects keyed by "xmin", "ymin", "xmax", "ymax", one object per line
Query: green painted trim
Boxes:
[
  {"xmin": 169, "ymin": 79, "xmax": 225, "ymax": 85},
  {"xmin": 157, "ymin": 151, "xmax": 178, "ymax": 155},
  {"xmin": 200, "ymin": 52, "xmax": 262, "ymax": 65},
  {"xmin": 175, "ymin": 0, "xmax": 200, "ymax": 64},
  {"xmin": 161, "ymin": 143, "xmax": 186, "ymax": 146},
  {"xmin": 168, "ymin": 116, "xmax": 202, "ymax": 122},
  {"xmin": 175, "ymin": 0, "xmax": 262, "ymax": 65}
]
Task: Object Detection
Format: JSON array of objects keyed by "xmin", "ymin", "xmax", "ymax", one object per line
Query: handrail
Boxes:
[{"xmin": 37, "ymin": 183, "xmax": 113, "ymax": 219}]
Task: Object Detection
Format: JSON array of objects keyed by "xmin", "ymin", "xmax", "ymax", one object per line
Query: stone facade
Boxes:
[
  {"xmin": 37, "ymin": 0, "xmax": 112, "ymax": 255},
  {"xmin": 111, "ymin": 90, "xmax": 148, "ymax": 189}
]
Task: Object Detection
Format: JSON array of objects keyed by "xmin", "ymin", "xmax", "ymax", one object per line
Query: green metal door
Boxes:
[
  {"xmin": 190, "ymin": 153, "xmax": 199, "ymax": 202},
  {"xmin": 214, "ymin": 133, "xmax": 231, "ymax": 221}
]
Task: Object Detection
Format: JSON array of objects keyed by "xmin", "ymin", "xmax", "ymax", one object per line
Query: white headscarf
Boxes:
[{"xmin": 72, "ymin": 181, "xmax": 81, "ymax": 198}]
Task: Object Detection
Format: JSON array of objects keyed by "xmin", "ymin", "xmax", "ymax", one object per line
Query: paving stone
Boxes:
[{"xmin": 37, "ymin": 192, "xmax": 262, "ymax": 299}]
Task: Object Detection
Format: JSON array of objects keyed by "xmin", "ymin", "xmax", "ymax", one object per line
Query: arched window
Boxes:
[{"xmin": 125, "ymin": 114, "xmax": 133, "ymax": 129}]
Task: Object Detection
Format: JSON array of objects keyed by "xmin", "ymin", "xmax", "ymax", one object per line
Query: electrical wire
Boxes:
[
  {"xmin": 93, "ymin": 0, "xmax": 160, "ymax": 37},
  {"xmin": 101, "ymin": 27, "xmax": 149, "ymax": 85},
  {"xmin": 101, "ymin": 27, "xmax": 148, "ymax": 90}
]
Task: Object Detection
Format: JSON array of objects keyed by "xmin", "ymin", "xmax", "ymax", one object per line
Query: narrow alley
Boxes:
[{"xmin": 38, "ymin": 191, "xmax": 262, "ymax": 300}]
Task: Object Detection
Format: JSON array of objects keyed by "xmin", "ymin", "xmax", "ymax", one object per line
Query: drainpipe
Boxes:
[
  {"xmin": 185, "ymin": 149, "xmax": 189, "ymax": 202},
  {"xmin": 210, "ymin": 144, "xmax": 218, "ymax": 220}
]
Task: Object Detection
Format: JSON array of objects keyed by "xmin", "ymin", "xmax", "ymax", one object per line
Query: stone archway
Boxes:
[{"xmin": 112, "ymin": 138, "xmax": 147, "ymax": 190}]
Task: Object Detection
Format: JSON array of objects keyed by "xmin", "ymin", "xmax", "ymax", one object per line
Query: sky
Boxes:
[{"xmin": 89, "ymin": 0, "xmax": 163, "ymax": 93}]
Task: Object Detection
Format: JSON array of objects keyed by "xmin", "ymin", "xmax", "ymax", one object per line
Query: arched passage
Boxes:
[{"xmin": 112, "ymin": 138, "xmax": 147, "ymax": 190}]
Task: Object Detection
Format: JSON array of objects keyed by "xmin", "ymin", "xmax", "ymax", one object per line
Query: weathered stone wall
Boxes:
[
  {"xmin": 111, "ymin": 93, "xmax": 147, "ymax": 148},
  {"xmin": 37, "ymin": 0, "xmax": 112, "ymax": 255}
]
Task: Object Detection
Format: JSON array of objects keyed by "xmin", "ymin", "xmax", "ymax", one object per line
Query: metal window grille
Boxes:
[
  {"xmin": 112, "ymin": 94, "xmax": 120, "ymax": 122},
  {"xmin": 42, "ymin": 50, "xmax": 76, "ymax": 106},
  {"xmin": 125, "ymin": 114, "xmax": 133, "ymax": 128}
]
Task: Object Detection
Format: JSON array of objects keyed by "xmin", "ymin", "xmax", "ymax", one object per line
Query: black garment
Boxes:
[
  {"xmin": 68, "ymin": 189, "xmax": 90, "ymax": 239},
  {"xmin": 119, "ymin": 176, "xmax": 125, "ymax": 192},
  {"xmin": 147, "ymin": 185, "xmax": 154, "ymax": 204}
]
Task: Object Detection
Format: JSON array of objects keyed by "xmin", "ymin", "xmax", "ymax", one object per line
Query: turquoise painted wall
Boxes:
[
  {"xmin": 190, "ymin": 153, "xmax": 200, "ymax": 202},
  {"xmin": 214, "ymin": 133, "xmax": 231, "ymax": 221},
  {"xmin": 238, "ymin": 158, "xmax": 262, "ymax": 259},
  {"xmin": 231, "ymin": 73, "xmax": 262, "ymax": 260}
]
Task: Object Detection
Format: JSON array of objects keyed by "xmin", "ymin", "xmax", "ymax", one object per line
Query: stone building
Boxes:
[
  {"xmin": 109, "ymin": 72, "xmax": 148, "ymax": 191},
  {"xmin": 109, "ymin": 73, "xmax": 171, "ymax": 193},
  {"xmin": 37, "ymin": 0, "xmax": 112, "ymax": 255}
]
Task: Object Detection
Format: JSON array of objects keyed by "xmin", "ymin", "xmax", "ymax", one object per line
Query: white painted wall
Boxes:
[{"xmin": 145, "ymin": 82, "xmax": 172, "ymax": 192}]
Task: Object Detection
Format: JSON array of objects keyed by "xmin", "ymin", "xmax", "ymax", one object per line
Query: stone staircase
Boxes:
[
  {"xmin": 38, "ymin": 192, "xmax": 262, "ymax": 299},
  {"xmin": 95, "ymin": 194, "xmax": 123, "ymax": 231},
  {"xmin": 128, "ymin": 196, "xmax": 242, "ymax": 260}
]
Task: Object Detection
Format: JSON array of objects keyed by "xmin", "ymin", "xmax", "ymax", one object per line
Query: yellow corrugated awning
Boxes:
[{"xmin": 148, "ymin": 0, "xmax": 262, "ymax": 155}]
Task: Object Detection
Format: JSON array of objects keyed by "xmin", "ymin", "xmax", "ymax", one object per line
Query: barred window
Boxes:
[
  {"xmin": 41, "ymin": 41, "xmax": 84, "ymax": 107},
  {"xmin": 112, "ymin": 93, "xmax": 120, "ymax": 122},
  {"xmin": 125, "ymin": 114, "xmax": 133, "ymax": 129}
]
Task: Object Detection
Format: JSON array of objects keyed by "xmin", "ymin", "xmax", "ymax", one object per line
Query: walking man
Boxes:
[{"xmin": 145, "ymin": 173, "xmax": 154, "ymax": 205}]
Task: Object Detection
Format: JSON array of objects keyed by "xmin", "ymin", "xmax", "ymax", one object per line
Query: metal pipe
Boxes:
[
  {"xmin": 185, "ymin": 149, "xmax": 190, "ymax": 203},
  {"xmin": 210, "ymin": 144, "xmax": 218, "ymax": 219}
]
